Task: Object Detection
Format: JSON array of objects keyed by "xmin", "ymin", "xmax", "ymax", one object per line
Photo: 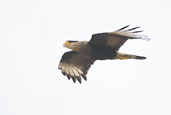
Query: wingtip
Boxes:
[
  {"xmin": 76, "ymin": 77, "xmax": 82, "ymax": 84},
  {"xmin": 134, "ymin": 34, "xmax": 151, "ymax": 41},
  {"xmin": 117, "ymin": 25, "xmax": 130, "ymax": 31},
  {"xmin": 71, "ymin": 77, "xmax": 76, "ymax": 83},
  {"xmin": 81, "ymin": 74, "xmax": 87, "ymax": 81},
  {"xmin": 140, "ymin": 35, "xmax": 151, "ymax": 41},
  {"xmin": 126, "ymin": 26, "xmax": 140, "ymax": 31},
  {"xmin": 66, "ymin": 75, "xmax": 71, "ymax": 80},
  {"xmin": 135, "ymin": 56, "xmax": 146, "ymax": 60},
  {"xmin": 132, "ymin": 30, "xmax": 143, "ymax": 33}
]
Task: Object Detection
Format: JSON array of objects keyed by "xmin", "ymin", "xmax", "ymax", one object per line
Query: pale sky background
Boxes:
[{"xmin": 0, "ymin": 0, "xmax": 171, "ymax": 115}]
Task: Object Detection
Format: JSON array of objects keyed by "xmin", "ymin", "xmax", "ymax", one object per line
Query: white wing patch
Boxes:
[
  {"xmin": 110, "ymin": 31, "xmax": 151, "ymax": 41},
  {"xmin": 72, "ymin": 68, "xmax": 80, "ymax": 77},
  {"xmin": 58, "ymin": 63, "xmax": 85, "ymax": 83},
  {"xmin": 109, "ymin": 25, "xmax": 151, "ymax": 41}
]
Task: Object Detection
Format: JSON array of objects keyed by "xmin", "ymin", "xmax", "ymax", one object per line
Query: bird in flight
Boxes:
[{"xmin": 58, "ymin": 25, "xmax": 150, "ymax": 84}]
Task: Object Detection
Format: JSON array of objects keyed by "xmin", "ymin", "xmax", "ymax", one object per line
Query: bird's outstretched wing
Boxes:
[
  {"xmin": 58, "ymin": 51, "xmax": 95, "ymax": 83},
  {"xmin": 89, "ymin": 25, "xmax": 150, "ymax": 51}
]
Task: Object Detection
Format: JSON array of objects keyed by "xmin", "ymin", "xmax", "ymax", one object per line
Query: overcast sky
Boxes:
[{"xmin": 0, "ymin": 0, "xmax": 171, "ymax": 115}]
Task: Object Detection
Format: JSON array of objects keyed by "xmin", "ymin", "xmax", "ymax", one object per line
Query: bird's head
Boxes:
[{"xmin": 63, "ymin": 40, "xmax": 78, "ymax": 49}]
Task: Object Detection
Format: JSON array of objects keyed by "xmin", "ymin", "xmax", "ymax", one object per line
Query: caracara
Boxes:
[{"xmin": 58, "ymin": 25, "xmax": 150, "ymax": 83}]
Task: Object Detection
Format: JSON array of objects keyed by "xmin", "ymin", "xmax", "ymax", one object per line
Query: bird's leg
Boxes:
[{"xmin": 115, "ymin": 52, "xmax": 146, "ymax": 60}]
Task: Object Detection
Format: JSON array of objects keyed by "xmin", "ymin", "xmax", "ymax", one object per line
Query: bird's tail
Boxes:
[{"xmin": 116, "ymin": 52, "xmax": 146, "ymax": 60}]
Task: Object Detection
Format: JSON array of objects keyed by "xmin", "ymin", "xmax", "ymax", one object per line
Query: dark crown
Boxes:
[{"xmin": 67, "ymin": 40, "xmax": 78, "ymax": 43}]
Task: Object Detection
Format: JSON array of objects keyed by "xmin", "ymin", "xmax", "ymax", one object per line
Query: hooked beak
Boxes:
[
  {"xmin": 63, "ymin": 41, "xmax": 70, "ymax": 48},
  {"xmin": 63, "ymin": 43, "xmax": 66, "ymax": 47}
]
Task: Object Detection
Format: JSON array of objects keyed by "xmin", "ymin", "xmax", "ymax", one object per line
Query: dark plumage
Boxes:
[{"xmin": 58, "ymin": 25, "xmax": 150, "ymax": 83}]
